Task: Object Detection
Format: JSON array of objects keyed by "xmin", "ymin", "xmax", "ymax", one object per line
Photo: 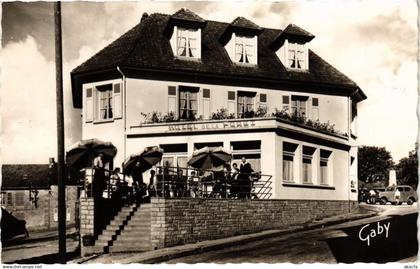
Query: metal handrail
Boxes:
[{"xmin": 84, "ymin": 166, "xmax": 273, "ymax": 201}]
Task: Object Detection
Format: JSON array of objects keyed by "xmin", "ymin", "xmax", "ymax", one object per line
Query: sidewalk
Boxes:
[
  {"xmin": 71, "ymin": 210, "xmax": 377, "ymax": 264},
  {"xmin": 2, "ymin": 227, "xmax": 77, "ymax": 248}
]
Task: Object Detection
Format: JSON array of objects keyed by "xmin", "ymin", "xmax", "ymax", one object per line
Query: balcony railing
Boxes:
[
  {"xmin": 83, "ymin": 166, "xmax": 273, "ymax": 203},
  {"xmin": 139, "ymin": 108, "xmax": 347, "ymax": 137}
]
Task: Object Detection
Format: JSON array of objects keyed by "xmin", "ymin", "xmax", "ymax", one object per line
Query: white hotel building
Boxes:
[{"xmin": 71, "ymin": 9, "xmax": 366, "ymax": 202}]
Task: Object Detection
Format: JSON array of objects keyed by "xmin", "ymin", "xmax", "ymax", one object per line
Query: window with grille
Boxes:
[
  {"xmin": 235, "ymin": 35, "xmax": 255, "ymax": 64},
  {"xmin": 177, "ymin": 28, "xmax": 199, "ymax": 58},
  {"xmin": 15, "ymin": 192, "xmax": 25, "ymax": 206},
  {"xmin": 7, "ymin": 193, "xmax": 13, "ymax": 206},
  {"xmin": 179, "ymin": 86, "xmax": 198, "ymax": 120},
  {"xmin": 288, "ymin": 43, "xmax": 305, "ymax": 69}
]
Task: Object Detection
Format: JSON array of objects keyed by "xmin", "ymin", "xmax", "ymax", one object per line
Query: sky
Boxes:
[{"xmin": 1, "ymin": 0, "xmax": 418, "ymax": 164}]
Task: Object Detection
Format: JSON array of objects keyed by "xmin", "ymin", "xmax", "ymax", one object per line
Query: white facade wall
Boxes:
[
  {"xmin": 125, "ymin": 78, "xmax": 349, "ymax": 133},
  {"xmin": 81, "ymin": 77, "xmax": 356, "ymax": 200}
]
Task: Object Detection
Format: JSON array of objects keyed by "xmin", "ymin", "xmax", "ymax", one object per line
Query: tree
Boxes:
[
  {"xmin": 358, "ymin": 146, "xmax": 394, "ymax": 185},
  {"xmin": 396, "ymin": 148, "xmax": 418, "ymax": 189}
]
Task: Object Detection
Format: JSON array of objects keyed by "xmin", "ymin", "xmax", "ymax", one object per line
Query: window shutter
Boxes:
[
  {"xmin": 312, "ymin": 97, "xmax": 319, "ymax": 121},
  {"xmin": 197, "ymin": 28, "xmax": 202, "ymax": 59},
  {"xmin": 282, "ymin": 95, "xmax": 290, "ymax": 111},
  {"xmin": 168, "ymin": 86, "xmax": 177, "ymax": 118},
  {"xmin": 85, "ymin": 88, "xmax": 93, "ymax": 122},
  {"xmin": 113, "ymin": 83, "xmax": 122, "ymax": 119},
  {"xmin": 227, "ymin": 91, "xmax": 236, "ymax": 116},
  {"xmin": 93, "ymin": 87, "xmax": 98, "ymax": 121},
  {"xmin": 203, "ymin": 88, "xmax": 211, "ymax": 119}
]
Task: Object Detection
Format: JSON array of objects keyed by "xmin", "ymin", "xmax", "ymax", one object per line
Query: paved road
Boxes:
[
  {"xmin": 166, "ymin": 204, "xmax": 418, "ymax": 264},
  {"xmin": 1, "ymin": 237, "xmax": 79, "ymax": 264}
]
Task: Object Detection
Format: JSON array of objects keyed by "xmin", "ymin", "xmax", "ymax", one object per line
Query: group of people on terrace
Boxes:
[{"xmin": 89, "ymin": 154, "xmax": 261, "ymax": 204}]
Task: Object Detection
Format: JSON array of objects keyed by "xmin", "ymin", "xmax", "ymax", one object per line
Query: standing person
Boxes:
[
  {"xmin": 92, "ymin": 153, "xmax": 105, "ymax": 200},
  {"xmin": 131, "ymin": 161, "xmax": 143, "ymax": 185},
  {"xmin": 148, "ymin": 170, "xmax": 157, "ymax": 197},
  {"xmin": 394, "ymin": 187, "xmax": 401, "ymax": 205},
  {"xmin": 239, "ymin": 157, "xmax": 253, "ymax": 198}
]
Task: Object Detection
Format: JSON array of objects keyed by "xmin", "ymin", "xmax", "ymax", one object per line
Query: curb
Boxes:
[{"xmin": 79, "ymin": 211, "xmax": 378, "ymax": 264}]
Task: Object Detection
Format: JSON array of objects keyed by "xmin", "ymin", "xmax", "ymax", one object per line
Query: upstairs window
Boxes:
[
  {"xmin": 237, "ymin": 91, "xmax": 255, "ymax": 118},
  {"xmin": 98, "ymin": 86, "xmax": 113, "ymax": 120},
  {"xmin": 288, "ymin": 43, "xmax": 305, "ymax": 69},
  {"xmin": 85, "ymin": 83, "xmax": 122, "ymax": 123},
  {"xmin": 291, "ymin": 95, "xmax": 308, "ymax": 117},
  {"xmin": 179, "ymin": 86, "xmax": 198, "ymax": 120},
  {"xmin": 176, "ymin": 28, "xmax": 199, "ymax": 58},
  {"xmin": 235, "ymin": 36, "xmax": 256, "ymax": 64}
]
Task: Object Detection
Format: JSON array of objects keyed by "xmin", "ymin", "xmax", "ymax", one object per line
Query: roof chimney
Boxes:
[{"xmin": 141, "ymin": 12, "xmax": 149, "ymax": 22}]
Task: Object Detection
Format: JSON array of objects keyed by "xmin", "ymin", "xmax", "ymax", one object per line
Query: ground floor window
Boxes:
[
  {"xmin": 231, "ymin": 140, "xmax": 261, "ymax": 172},
  {"xmin": 320, "ymin": 149, "xmax": 332, "ymax": 184},
  {"xmin": 302, "ymin": 146, "xmax": 315, "ymax": 183},
  {"xmin": 160, "ymin": 143, "xmax": 188, "ymax": 175},
  {"xmin": 283, "ymin": 142, "xmax": 298, "ymax": 182}
]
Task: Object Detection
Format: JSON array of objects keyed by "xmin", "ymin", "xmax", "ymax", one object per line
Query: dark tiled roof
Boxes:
[
  {"xmin": 71, "ymin": 12, "xmax": 365, "ymax": 107},
  {"xmin": 231, "ymin": 16, "xmax": 262, "ymax": 30},
  {"xmin": 1, "ymin": 164, "xmax": 52, "ymax": 190},
  {"xmin": 282, "ymin": 24, "xmax": 314, "ymax": 38},
  {"xmin": 1, "ymin": 164, "xmax": 80, "ymax": 190},
  {"xmin": 172, "ymin": 8, "xmax": 205, "ymax": 23}
]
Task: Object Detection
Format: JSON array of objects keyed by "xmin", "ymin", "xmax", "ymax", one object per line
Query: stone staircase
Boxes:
[
  {"xmin": 109, "ymin": 203, "xmax": 152, "ymax": 253},
  {"xmin": 92, "ymin": 203, "xmax": 152, "ymax": 254}
]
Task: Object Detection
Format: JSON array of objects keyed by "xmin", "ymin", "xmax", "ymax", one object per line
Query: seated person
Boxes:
[{"xmin": 188, "ymin": 171, "xmax": 200, "ymax": 198}]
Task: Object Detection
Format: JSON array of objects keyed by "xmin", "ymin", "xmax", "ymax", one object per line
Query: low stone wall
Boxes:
[
  {"xmin": 79, "ymin": 197, "xmax": 95, "ymax": 257},
  {"xmin": 150, "ymin": 198, "xmax": 358, "ymax": 249}
]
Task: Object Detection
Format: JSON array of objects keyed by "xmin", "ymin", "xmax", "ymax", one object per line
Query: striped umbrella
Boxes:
[
  {"xmin": 123, "ymin": 146, "xmax": 164, "ymax": 175},
  {"xmin": 187, "ymin": 146, "xmax": 232, "ymax": 170},
  {"xmin": 66, "ymin": 139, "xmax": 117, "ymax": 169}
]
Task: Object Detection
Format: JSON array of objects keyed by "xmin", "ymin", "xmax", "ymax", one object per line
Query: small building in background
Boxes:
[{"xmin": 1, "ymin": 160, "xmax": 78, "ymax": 232}]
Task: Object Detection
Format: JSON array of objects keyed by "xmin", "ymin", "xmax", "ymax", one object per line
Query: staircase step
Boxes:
[
  {"xmin": 121, "ymin": 226, "xmax": 151, "ymax": 232},
  {"xmin": 109, "ymin": 245, "xmax": 152, "ymax": 253},
  {"xmin": 117, "ymin": 230, "xmax": 150, "ymax": 237}
]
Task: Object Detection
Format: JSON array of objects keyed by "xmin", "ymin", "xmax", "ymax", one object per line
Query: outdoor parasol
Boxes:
[
  {"xmin": 187, "ymin": 146, "xmax": 232, "ymax": 170},
  {"xmin": 122, "ymin": 146, "xmax": 164, "ymax": 175},
  {"xmin": 66, "ymin": 138, "xmax": 117, "ymax": 169}
]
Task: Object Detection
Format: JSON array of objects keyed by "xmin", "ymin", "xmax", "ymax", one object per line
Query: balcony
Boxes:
[{"xmin": 128, "ymin": 109, "xmax": 349, "ymax": 145}]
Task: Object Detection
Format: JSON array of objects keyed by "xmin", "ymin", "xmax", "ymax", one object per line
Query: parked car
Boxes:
[
  {"xmin": 358, "ymin": 188, "xmax": 369, "ymax": 203},
  {"xmin": 378, "ymin": 185, "xmax": 417, "ymax": 205},
  {"xmin": 1, "ymin": 208, "xmax": 28, "ymax": 241}
]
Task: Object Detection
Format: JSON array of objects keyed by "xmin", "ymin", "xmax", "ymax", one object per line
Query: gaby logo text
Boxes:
[{"xmin": 358, "ymin": 222, "xmax": 390, "ymax": 246}]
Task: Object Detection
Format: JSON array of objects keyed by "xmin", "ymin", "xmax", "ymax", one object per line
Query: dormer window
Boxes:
[
  {"xmin": 288, "ymin": 43, "xmax": 305, "ymax": 69},
  {"xmin": 167, "ymin": 9, "xmax": 206, "ymax": 60},
  {"xmin": 270, "ymin": 24, "xmax": 314, "ymax": 71},
  {"xmin": 176, "ymin": 28, "xmax": 199, "ymax": 58},
  {"xmin": 220, "ymin": 17, "xmax": 262, "ymax": 66},
  {"xmin": 235, "ymin": 35, "xmax": 255, "ymax": 64}
]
